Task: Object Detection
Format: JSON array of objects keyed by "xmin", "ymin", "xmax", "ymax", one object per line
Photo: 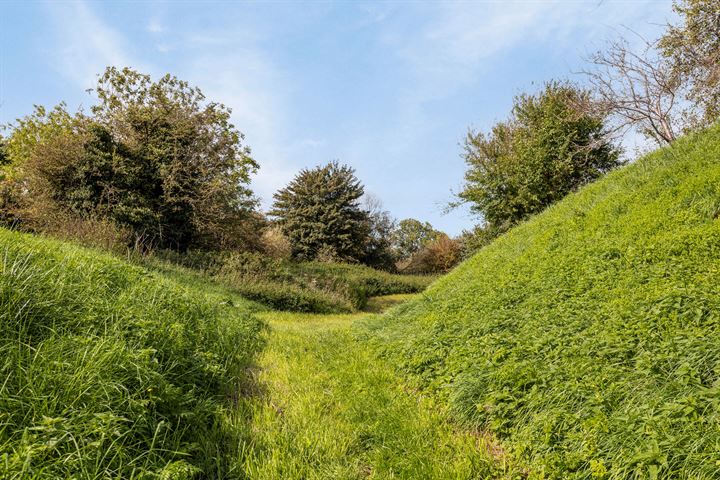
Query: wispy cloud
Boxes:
[
  {"xmin": 146, "ymin": 19, "xmax": 165, "ymax": 34},
  {"xmin": 391, "ymin": 1, "xmax": 672, "ymax": 102},
  {"xmin": 44, "ymin": 1, "xmax": 132, "ymax": 90},
  {"xmin": 177, "ymin": 38, "xmax": 295, "ymax": 206}
]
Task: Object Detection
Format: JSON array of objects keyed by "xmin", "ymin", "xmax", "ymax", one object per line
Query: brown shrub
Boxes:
[
  {"xmin": 261, "ymin": 225, "xmax": 292, "ymax": 259},
  {"xmin": 399, "ymin": 234, "xmax": 462, "ymax": 274}
]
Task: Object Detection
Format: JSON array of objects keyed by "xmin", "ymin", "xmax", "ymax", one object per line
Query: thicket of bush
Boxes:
[
  {"xmin": 365, "ymin": 124, "xmax": 720, "ymax": 478},
  {"xmin": 149, "ymin": 250, "xmax": 433, "ymax": 313},
  {"xmin": 0, "ymin": 227, "xmax": 264, "ymax": 478}
]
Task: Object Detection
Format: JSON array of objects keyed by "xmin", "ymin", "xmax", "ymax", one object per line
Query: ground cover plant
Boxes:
[
  {"xmin": 236, "ymin": 298, "xmax": 502, "ymax": 479},
  {"xmin": 0, "ymin": 228, "xmax": 264, "ymax": 479},
  {"xmin": 365, "ymin": 124, "xmax": 720, "ymax": 478},
  {"xmin": 148, "ymin": 250, "xmax": 432, "ymax": 313}
]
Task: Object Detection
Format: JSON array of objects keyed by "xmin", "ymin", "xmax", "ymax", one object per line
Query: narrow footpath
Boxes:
[{"xmin": 236, "ymin": 295, "xmax": 500, "ymax": 479}]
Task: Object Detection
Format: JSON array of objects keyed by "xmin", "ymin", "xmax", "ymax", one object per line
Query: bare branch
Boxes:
[{"xmin": 582, "ymin": 35, "xmax": 693, "ymax": 146}]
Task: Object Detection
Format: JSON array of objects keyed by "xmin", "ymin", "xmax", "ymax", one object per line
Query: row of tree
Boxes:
[
  {"xmin": 268, "ymin": 161, "xmax": 460, "ymax": 271},
  {"xmin": 0, "ymin": 0, "xmax": 715, "ymax": 273},
  {"xmin": 457, "ymin": 0, "xmax": 719, "ymax": 247},
  {"xmin": 0, "ymin": 72, "xmax": 453, "ymax": 272}
]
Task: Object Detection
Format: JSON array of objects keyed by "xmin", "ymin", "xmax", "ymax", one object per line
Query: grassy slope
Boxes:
[
  {"xmin": 0, "ymin": 228, "xmax": 263, "ymax": 479},
  {"xmin": 237, "ymin": 296, "xmax": 502, "ymax": 479},
  {"xmin": 366, "ymin": 125, "xmax": 720, "ymax": 478}
]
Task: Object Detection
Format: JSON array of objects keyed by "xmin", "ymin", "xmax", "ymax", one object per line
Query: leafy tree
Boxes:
[
  {"xmin": 362, "ymin": 194, "xmax": 397, "ymax": 271},
  {"xmin": 0, "ymin": 135, "xmax": 6, "ymax": 169},
  {"xmin": 391, "ymin": 218, "xmax": 440, "ymax": 260},
  {"xmin": 459, "ymin": 81, "xmax": 622, "ymax": 234},
  {"xmin": 0, "ymin": 134, "xmax": 12, "ymax": 224},
  {"xmin": 400, "ymin": 233, "xmax": 462, "ymax": 274},
  {"xmin": 1, "ymin": 104, "xmax": 83, "ymax": 226},
  {"xmin": 660, "ymin": 0, "xmax": 720, "ymax": 126},
  {"xmin": 270, "ymin": 161, "xmax": 370, "ymax": 261},
  {"xmin": 90, "ymin": 67, "xmax": 259, "ymax": 250},
  {"xmin": 4, "ymin": 68, "xmax": 259, "ymax": 251}
]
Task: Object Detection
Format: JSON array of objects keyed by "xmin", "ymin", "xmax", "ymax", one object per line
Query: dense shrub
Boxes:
[
  {"xmin": 261, "ymin": 224, "xmax": 292, "ymax": 259},
  {"xmin": 0, "ymin": 228, "xmax": 263, "ymax": 478},
  {"xmin": 459, "ymin": 81, "xmax": 622, "ymax": 243},
  {"xmin": 150, "ymin": 250, "xmax": 433, "ymax": 313},
  {"xmin": 3, "ymin": 68, "xmax": 260, "ymax": 252},
  {"xmin": 399, "ymin": 234, "xmax": 462, "ymax": 274},
  {"xmin": 367, "ymin": 125, "xmax": 720, "ymax": 478}
]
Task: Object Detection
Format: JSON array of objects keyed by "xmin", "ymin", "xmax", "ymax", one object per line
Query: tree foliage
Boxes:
[
  {"xmin": 362, "ymin": 194, "xmax": 397, "ymax": 271},
  {"xmin": 459, "ymin": 81, "xmax": 623, "ymax": 234},
  {"xmin": 391, "ymin": 218, "xmax": 440, "ymax": 261},
  {"xmin": 660, "ymin": 0, "xmax": 720, "ymax": 125},
  {"xmin": 270, "ymin": 161, "xmax": 370, "ymax": 262},
  {"xmin": 3, "ymin": 67, "xmax": 259, "ymax": 251},
  {"xmin": 0, "ymin": 134, "xmax": 8, "ymax": 172}
]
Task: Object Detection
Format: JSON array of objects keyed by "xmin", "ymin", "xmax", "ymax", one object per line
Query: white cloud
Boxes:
[
  {"xmin": 179, "ymin": 45, "xmax": 295, "ymax": 207},
  {"xmin": 45, "ymin": 1, "xmax": 132, "ymax": 90},
  {"xmin": 146, "ymin": 19, "xmax": 165, "ymax": 34}
]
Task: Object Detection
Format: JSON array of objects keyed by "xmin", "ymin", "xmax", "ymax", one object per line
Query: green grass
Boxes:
[
  {"xmin": 10, "ymin": 127, "xmax": 720, "ymax": 479},
  {"xmin": 365, "ymin": 125, "xmax": 720, "ymax": 478},
  {"xmin": 147, "ymin": 251, "xmax": 432, "ymax": 313},
  {"xmin": 0, "ymin": 228, "xmax": 264, "ymax": 479},
  {"xmin": 235, "ymin": 296, "xmax": 502, "ymax": 479}
]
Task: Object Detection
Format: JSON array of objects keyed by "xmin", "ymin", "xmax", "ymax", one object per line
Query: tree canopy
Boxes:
[
  {"xmin": 391, "ymin": 218, "xmax": 440, "ymax": 261},
  {"xmin": 459, "ymin": 81, "xmax": 623, "ymax": 233},
  {"xmin": 3, "ymin": 67, "xmax": 259, "ymax": 251},
  {"xmin": 270, "ymin": 161, "xmax": 370, "ymax": 261},
  {"xmin": 660, "ymin": 0, "xmax": 720, "ymax": 126}
]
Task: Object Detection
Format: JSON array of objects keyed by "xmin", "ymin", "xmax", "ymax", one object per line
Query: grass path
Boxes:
[{"xmin": 236, "ymin": 295, "xmax": 500, "ymax": 479}]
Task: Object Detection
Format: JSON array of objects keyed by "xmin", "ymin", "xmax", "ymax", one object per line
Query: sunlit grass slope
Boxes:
[
  {"xmin": 367, "ymin": 125, "xmax": 720, "ymax": 478},
  {"xmin": 0, "ymin": 228, "xmax": 263, "ymax": 479},
  {"xmin": 238, "ymin": 300, "xmax": 500, "ymax": 479}
]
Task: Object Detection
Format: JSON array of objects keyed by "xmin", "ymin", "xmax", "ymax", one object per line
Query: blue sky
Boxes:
[{"xmin": 1, "ymin": 0, "xmax": 674, "ymax": 235}]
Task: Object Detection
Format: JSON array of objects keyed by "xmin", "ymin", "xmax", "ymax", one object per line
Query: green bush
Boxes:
[
  {"xmin": 150, "ymin": 250, "xmax": 433, "ymax": 313},
  {"xmin": 0, "ymin": 228, "xmax": 263, "ymax": 478},
  {"xmin": 366, "ymin": 124, "xmax": 720, "ymax": 478}
]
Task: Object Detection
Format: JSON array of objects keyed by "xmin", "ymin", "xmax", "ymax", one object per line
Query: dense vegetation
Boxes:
[
  {"xmin": 366, "ymin": 124, "xmax": 720, "ymax": 478},
  {"xmin": 147, "ymin": 250, "xmax": 432, "ymax": 313},
  {"xmin": 3, "ymin": 68, "xmax": 259, "ymax": 252},
  {"xmin": 0, "ymin": 228, "xmax": 263, "ymax": 478},
  {"xmin": 458, "ymin": 81, "xmax": 623, "ymax": 248},
  {"xmin": 1, "ymin": 1, "xmax": 718, "ymax": 478},
  {"xmin": 270, "ymin": 161, "xmax": 370, "ymax": 262}
]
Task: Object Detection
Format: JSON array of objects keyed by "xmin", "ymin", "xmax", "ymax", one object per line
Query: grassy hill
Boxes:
[
  {"xmin": 0, "ymin": 228, "xmax": 264, "ymax": 479},
  {"xmin": 0, "ymin": 228, "xmax": 434, "ymax": 479},
  {"xmin": 365, "ymin": 125, "xmax": 720, "ymax": 478}
]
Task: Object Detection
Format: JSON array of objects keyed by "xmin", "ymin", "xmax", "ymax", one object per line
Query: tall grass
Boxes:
[
  {"xmin": 237, "ymin": 305, "xmax": 499, "ymax": 479},
  {"xmin": 366, "ymin": 125, "xmax": 720, "ymax": 478},
  {"xmin": 0, "ymin": 228, "xmax": 263, "ymax": 479},
  {"xmin": 147, "ymin": 251, "xmax": 433, "ymax": 313}
]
